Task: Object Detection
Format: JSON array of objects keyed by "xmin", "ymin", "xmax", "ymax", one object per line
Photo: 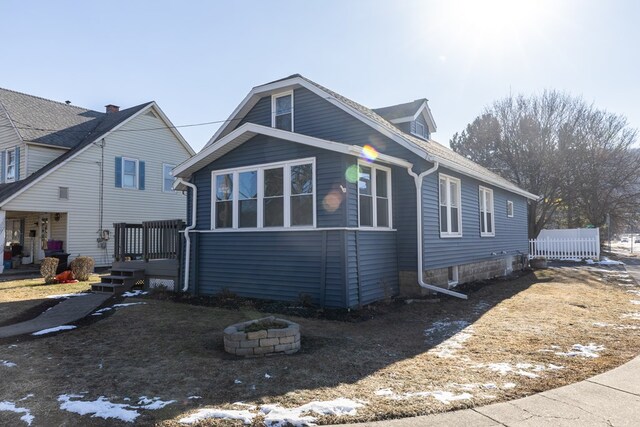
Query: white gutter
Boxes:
[
  {"xmin": 176, "ymin": 177, "xmax": 197, "ymax": 292},
  {"xmin": 407, "ymin": 162, "xmax": 468, "ymax": 299}
]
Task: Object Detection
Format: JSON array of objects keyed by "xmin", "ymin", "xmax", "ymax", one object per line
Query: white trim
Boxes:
[
  {"xmin": 174, "ymin": 123, "xmax": 413, "ymax": 177},
  {"xmin": 356, "ymin": 161, "xmax": 393, "ymax": 229},
  {"xmin": 211, "ymin": 157, "xmax": 316, "ymax": 231},
  {"xmin": 448, "ymin": 265, "xmax": 459, "ymax": 287},
  {"xmin": 479, "ymin": 186, "xmax": 495, "ymax": 237},
  {"xmin": 184, "ymin": 227, "xmax": 398, "ymax": 233},
  {"xmin": 121, "ymin": 157, "xmax": 139, "ymax": 190},
  {"xmin": 271, "ymin": 90, "xmax": 294, "ymax": 131},
  {"xmin": 507, "ymin": 200, "xmax": 514, "ymax": 218},
  {"xmin": 414, "ymin": 121, "xmax": 426, "ymax": 139},
  {"xmin": 23, "ymin": 141, "xmax": 70, "ymax": 150},
  {"xmin": 0, "ymin": 102, "xmax": 186, "ymax": 207},
  {"xmin": 439, "ymin": 173, "xmax": 462, "ymax": 238},
  {"xmin": 162, "ymin": 163, "xmax": 176, "ymax": 193},
  {"xmin": 147, "ymin": 103, "xmax": 196, "ymax": 156}
]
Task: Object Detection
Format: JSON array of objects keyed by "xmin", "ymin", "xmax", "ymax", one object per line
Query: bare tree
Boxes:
[{"xmin": 451, "ymin": 90, "xmax": 639, "ymax": 238}]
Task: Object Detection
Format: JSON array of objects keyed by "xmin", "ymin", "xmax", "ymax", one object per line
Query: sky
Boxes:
[{"xmin": 1, "ymin": 0, "xmax": 638, "ymax": 152}]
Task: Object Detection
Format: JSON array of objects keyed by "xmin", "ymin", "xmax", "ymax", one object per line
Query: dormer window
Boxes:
[
  {"xmin": 272, "ymin": 91, "xmax": 293, "ymax": 131},
  {"xmin": 414, "ymin": 121, "xmax": 427, "ymax": 139},
  {"xmin": 5, "ymin": 148, "xmax": 16, "ymax": 181}
]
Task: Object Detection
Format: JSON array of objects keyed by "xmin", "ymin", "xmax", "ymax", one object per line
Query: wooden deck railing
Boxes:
[{"xmin": 114, "ymin": 220, "xmax": 184, "ymax": 262}]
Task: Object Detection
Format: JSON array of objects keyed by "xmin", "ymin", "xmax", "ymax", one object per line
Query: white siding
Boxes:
[
  {"xmin": 2, "ymin": 107, "xmax": 192, "ymax": 266},
  {"xmin": 26, "ymin": 144, "xmax": 67, "ymax": 176}
]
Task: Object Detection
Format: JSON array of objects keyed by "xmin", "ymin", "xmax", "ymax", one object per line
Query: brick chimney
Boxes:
[{"xmin": 105, "ymin": 104, "xmax": 120, "ymax": 114}]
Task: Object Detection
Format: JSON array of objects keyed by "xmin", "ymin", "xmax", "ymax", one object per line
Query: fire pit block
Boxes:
[{"xmin": 223, "ymin": 316, "xmax": 300, "ymax": 357}]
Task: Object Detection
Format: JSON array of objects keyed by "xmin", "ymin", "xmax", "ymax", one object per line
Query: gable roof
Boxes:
[
  {"xmin": 199, "ymin": 74, "xmax": 538, "ymax": 200},
  {"xmin": 373, "ymin": 99, "xmax": 427, "ymax": 120},
  {"xmin": 0, "ymin": 89, "xmax": 195, "ymax": 206}
]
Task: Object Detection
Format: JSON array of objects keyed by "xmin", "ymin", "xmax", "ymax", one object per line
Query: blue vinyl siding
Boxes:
[
  {"xmin": 193, "ymin": 230, "xmax": 346, "ymax": 308},
  {"xmin": 422, "ymin": 167, "xmax": 529, "ymax": 270}
]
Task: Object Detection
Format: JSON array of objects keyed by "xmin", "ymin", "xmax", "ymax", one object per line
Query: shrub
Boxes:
[
  {"xmin": 40, "ymin": 257, "xmax": 59, "ymax": 284},
  {"xmin": 70, "ymin": 256, "xmax": 95, "ymax": 281}
]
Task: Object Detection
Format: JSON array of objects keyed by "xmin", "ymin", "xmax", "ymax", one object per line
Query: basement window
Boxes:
[{"xmin": 448, "ymin": 266, "xmax": 459, "ymax": 287}]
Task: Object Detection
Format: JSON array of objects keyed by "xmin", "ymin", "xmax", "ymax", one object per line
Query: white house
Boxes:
[{"xmin": 0, "ymin": 87, "xmax": 195, "ymax": 269}]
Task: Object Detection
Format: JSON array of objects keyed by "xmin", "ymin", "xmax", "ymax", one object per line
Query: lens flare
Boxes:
[
  {"xmin": 322, "ymin": 189, "xmax": 344, "ymax": 213},
  {"xmin": 345, "ymin": 164, "xmax": 359, "ymax": 183},
  {"xmin": 361, "ymin": 145, "xmax": 379, "ymax": 162}
]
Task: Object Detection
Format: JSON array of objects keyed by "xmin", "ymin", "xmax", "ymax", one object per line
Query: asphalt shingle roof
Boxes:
[{"xmin": 0, "ymin": 87, "xmax": 152, "ymax": 203}]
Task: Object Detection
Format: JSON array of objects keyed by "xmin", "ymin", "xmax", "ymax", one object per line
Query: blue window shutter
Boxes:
[
  {"xmin": 15, "ymin": 147, "xmax": 20, "ymax": 180},
  {"xmin": 138, "ymin": 161, "xmax": 145, "ymax": 190},
  {"xmin": 115, "ymin": 157, "xmax": 122, "ymax": 188},
  {"xmin": 0, "ymin": 151, "xmax": 5, "ymax": 183}
]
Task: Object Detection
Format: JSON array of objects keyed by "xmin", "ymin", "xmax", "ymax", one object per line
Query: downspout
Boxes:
[
  {"xmin": 176, "ymin": 177, "xmax": 197, "ymax": 292},
  {"xmin": 407, "ymin": 162, "xmax": 468, "ymax": 299}
]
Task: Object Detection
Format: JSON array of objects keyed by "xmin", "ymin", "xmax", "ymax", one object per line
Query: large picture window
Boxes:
[
  {"xmin": 212, "ymin": 158, "xmax": 315, "ymax": 230},
  {"xmin": 439, "ymin": 174, "xmax": 462, "ymax": 237},
  {"xmin": 358, "ymin": 162, "xmax": 392, "ymax": 228},
  {"xmin": 479, "ymin": 186, "xmax": 495, "ymax": 237}
]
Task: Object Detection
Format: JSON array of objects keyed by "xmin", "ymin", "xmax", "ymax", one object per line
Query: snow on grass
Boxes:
[
  {"xmin": 474, "ymin": 362, "xmax": 563, "ymax": 378},
  {"xmin": 503, "ymin": 382, "xmax": 517, "ymax": 389},
  {"xmin": 598, "ymin": 258, "xmax": 625, "ymax": 266},
  {"xmin": 31, "ymin": 325, "xmax": 76, "ymax": 336},
  {"xmin": 622, "ymin": 312, "xmax": 640, "ymax": 320},
  {"xmin": 1, "ymin": 360, "xmax": 17, "ymax": 367},
  {"xmin": 92, "ymin": 302, "xmax": 147, "ymax": 316},
  {"xmin": 46, "ymin": 293, "xmax": 90, "ymax": 299},
  {"xmin": 551, "ymin": 343, "xmax": 605, "ymax": 358},
  {"xmin": 593, "ymin": 322, "xmax": 640, "ymax": 330},
  {"xmin": 0, "ymin": 401, "xmax": 34, "ymax": 425},
  {"xmin": 179, "ymin": 398, "xmax": 365, "ymax": 426},
  {"xmin": 425, "ymin": 320, "xmax": 474, "ymax": 358},
  {"xmin": 58, "ymin": 394, "xmax": 176, "ymax": 423},
  {"xmin": 187, "ymin": 396, "xmax": 202, "ymax": 400},
  {"xmin": 627, "ymin": 290, "xmax": 640, "ymax": 295},
  {"xmin": 375, "ymin": 389, "xmax": 472, "ymax": 404},
  {"xmin": 630, "ymin": 300, "xmax": 640, "ymax": 305},
  {"xmin": 122, "ymin": 290, "xmax": 148, "ymax": 297}
]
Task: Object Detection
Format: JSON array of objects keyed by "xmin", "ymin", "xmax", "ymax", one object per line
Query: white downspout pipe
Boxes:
[
  {"xmin": 176, "ymin": 178, "xmax": 197, "ymax": 292},
  {"xmin": 407, "ymin": 162, "xmax": 468, "ymax": 299}
]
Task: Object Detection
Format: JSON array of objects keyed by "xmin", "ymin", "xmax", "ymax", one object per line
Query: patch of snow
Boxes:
[
  {"xmin": 622, "ymin": 312, "xmax": 640, "ymax": 320},
  {"xmin": 19, "ymin": 394, "xmax": 34, "ymax": 401},
  {"xmin": 137, "ymin": 396, "xmax": 175, "ymax": 410},
  {"xmin": 630, "ymin": 300, "xmax": 640, "ymax": 305},
  {"xmin": 122, "ymin": 290, "xmax": 148, "ymax": 297},
  {"xmin": 58, "ymin": 394, "xmax": 176, "ymax": 423},
  {"xmin": 476, "ymin": 362, "xmax": 559, "ymax": 378},
  {"xmin": 46, "ymin": 293, "xmax": 90, "ymax": 299},
  {"xmin": 401, "ymin": 391, "xmax": 472, "ymax": 404},
  {"xmin": 598, "ymin": 258, "xmax": 625, "ymax": 265},
  {"xmin": 113, "ymin": 302, "xmax": 147, "ymax": 308},
  {"xmin": 627, "ymin": 290, "xmax": 640, "ymax": 295},
  {"xmin": 234, "ymin": 379, "xmax": 243, "ymax": 384},
  {"xmin": 31, "ymin": 325, "xmax": 76, "ymax": 336},
  {"xmin": 502, "ymin": 383, "xmax": 517, "ymax": 389},
  {"xmin": 264, "ymin": 373, "xmax": 272, "ymax": 379},
  {"xmin": 232, "ymin": 402, "xmax": 257, "ymax": 409},
  {"xmin": 1, "ymin": 360, "xmax": 17, "ymax": 367},
  {"xmin": 593, "ymin": 322, "xmax": 610, "ymax": 327},
  {"xmin": 426, "ymin": 322, "xmax": 474, "ymax": 358},
  {"xmin": 0, "ymin": 401, "xmax": 34, "ymax": 425},
  {"xmin": 585, "ymin": 259, "xmax": 595, "ymax": 265},
  {"xmin": 178, "ymin": 408, "xmax": 256, "ymax": 425},
  {"xmin": 187, "ymin": 396, "xmax": 202, "ymax": 400},
  {"xmin": 554, "ymin": 343, "xmax": 605, "ymax": 358},
  {"xmin": 374, "ymin": 388, "xmax": 394, "ymax": 396}
]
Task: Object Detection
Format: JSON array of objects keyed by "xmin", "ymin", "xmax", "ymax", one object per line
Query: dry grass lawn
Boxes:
[{"xmin": 0, "ymin": 265, "xmax": 639, "ymax": 426}]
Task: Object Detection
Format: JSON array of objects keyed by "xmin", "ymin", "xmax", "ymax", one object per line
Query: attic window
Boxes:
[
  {"xmin": 59, "ymin": 187, "xmax": 69, "ymax": 200},
  {"xmin": 414, "ymin": 121, "xmax": 427, "ymax": 139},
  {"xmin": 271, "ymin": 91, "xmax": 293, "ymax": 131}
]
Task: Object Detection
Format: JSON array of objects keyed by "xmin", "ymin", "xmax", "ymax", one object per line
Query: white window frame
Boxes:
[
  {"xmin": 271, "ymin": 90, "xmax": 294, "ymax": 131},
  {"xmin": 211, "ymin": 157, "xmax": 316, "ymax": 230},
  {"xmin": 507, "ymin": 200, "xmax": 514, "ymax": 218},
  {"xmin": 162, "ymin": 163, "xmax": 176, "ymax": 193},
  {"xmin": 357, "ymin": 161, "xmax": 393, "ymax": 229},
  {"xmin": 414, "ymin": 121, "xmax": 426, "ymax": 138},
  {"xmin": 439, "ymin": 173, "xmax": 462, "ymax": 238},
  {"xmin": 448, "ymin": 265, "xmax": 459, "ymax": 287},
  {"xmin": 122, "ymin": 157, "xmax": 139, "ymax": 189},
  {"xmin": 5, "ymin": 148, "xmax": 17, "ymax": 182},
  {"xmin": 479, "ymin": 186, "xmax": 495, "ymax": 237}
]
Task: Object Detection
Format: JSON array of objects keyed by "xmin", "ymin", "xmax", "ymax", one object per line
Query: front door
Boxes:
[{"xmin": 35, "ymin": 214, "xmax": 50, "ymax": 263}]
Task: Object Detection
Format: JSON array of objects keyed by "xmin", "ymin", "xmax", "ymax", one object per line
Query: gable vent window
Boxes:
[
  {"xmin": 271, "ymin": 91, "xmax": 293, "ymax": 131},
  {"xmin": 59, "ymin": 187, "xmax": 69, "ymax": 200},
  {"xmin": 414, "ymin": 121, "xmax": 426, "ymax": 138}
]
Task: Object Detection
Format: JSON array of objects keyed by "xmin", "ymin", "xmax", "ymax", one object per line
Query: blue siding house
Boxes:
[{"xmin": 173, "ymin": 75, "xmax": 538, "ymax": 308}]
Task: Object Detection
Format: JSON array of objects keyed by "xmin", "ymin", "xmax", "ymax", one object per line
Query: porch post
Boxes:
[{"xmin": 0, "ymin": 210, "xmax": 5, "ymax": 274}]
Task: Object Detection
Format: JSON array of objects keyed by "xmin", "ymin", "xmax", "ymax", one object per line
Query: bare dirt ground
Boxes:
[{"xmin": 0, "ymin": 265, "xmax": 639, "ymax": 426}]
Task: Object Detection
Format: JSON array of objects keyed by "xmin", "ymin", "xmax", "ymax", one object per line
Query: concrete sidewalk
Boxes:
[{"xmin": 0, "ymin": 293, "xmax": 110, "ymax": 338}]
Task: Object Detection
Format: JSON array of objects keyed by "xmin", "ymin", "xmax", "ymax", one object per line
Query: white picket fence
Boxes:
[{"xmin": 529, "ymin": 236, "xmax": 600, "ymax": 260}]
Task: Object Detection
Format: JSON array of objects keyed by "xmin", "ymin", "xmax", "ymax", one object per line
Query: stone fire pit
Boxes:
[{"xmin": 223, "ymin": 316, "xmax": 300, "ymax": 357}]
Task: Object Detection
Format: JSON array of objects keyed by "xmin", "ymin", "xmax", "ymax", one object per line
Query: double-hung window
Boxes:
[
  {"xmin": 358, "ymin": 162, "xmax": 392, "ymax": 228},
  {"xmin": 439, "ymin": 174, "xmax": 461, "ymax": 237},
  {"xmin": 122, "ymin": 157, "xmax": 138, "ymax": 189},
  {"xmin": 479, "ymin": 186, "xmax": 495, "ymax": 237},
  {"xmin": 212, "ymin": 158, "xmax": 315, "ymax": 230},
  {"xmin": 5, "ymin": 148, "xmax": 16, "ymax": 181},
  {"xmin": 163, "ymin": 164, "xmax": 176, "ymax": 192},
  {"xmin": 272, "ymin": 91, "xmax": 293, "ymax": 131}
]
